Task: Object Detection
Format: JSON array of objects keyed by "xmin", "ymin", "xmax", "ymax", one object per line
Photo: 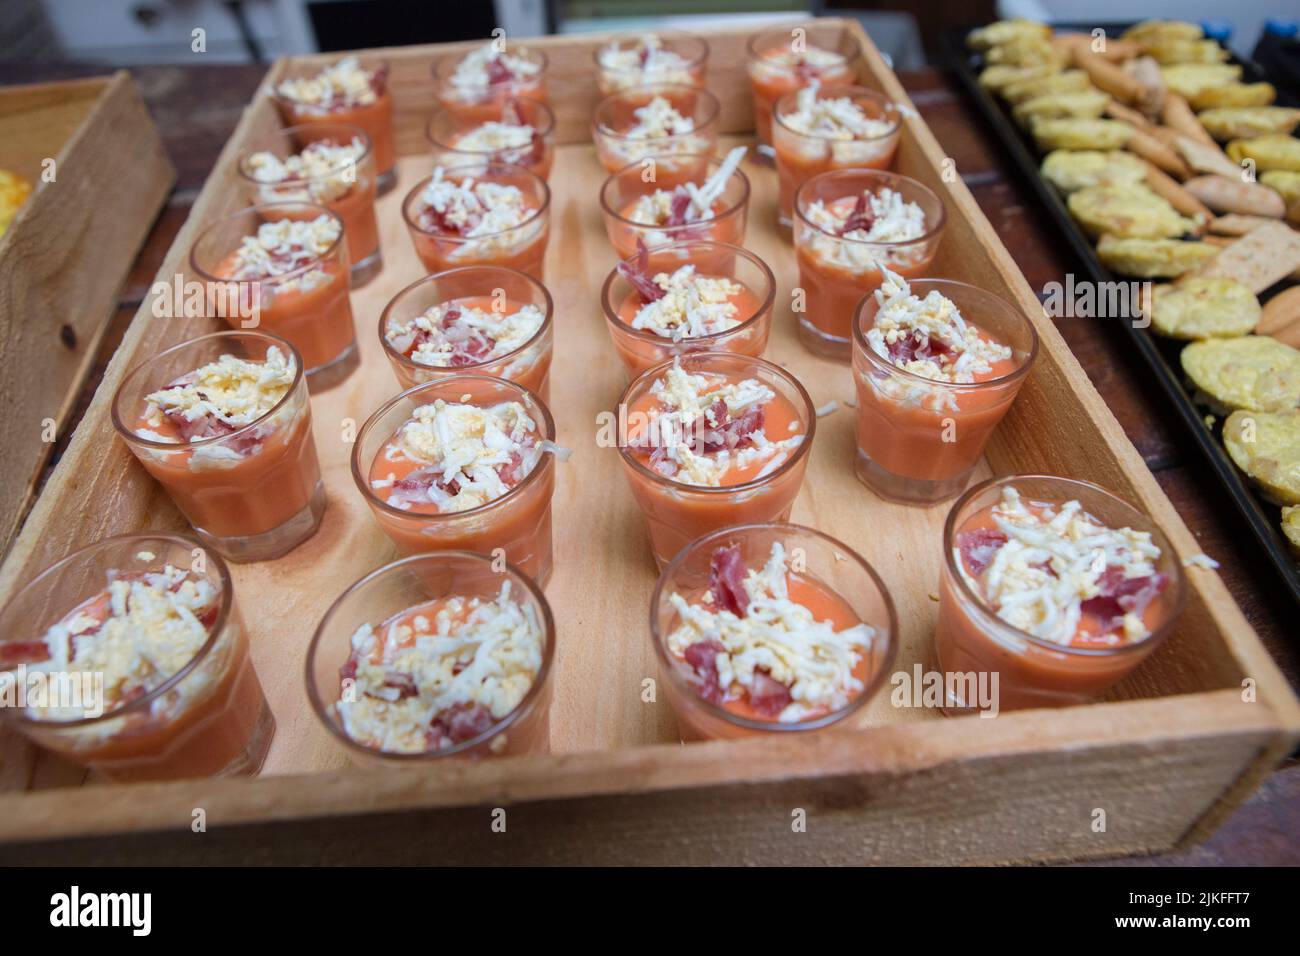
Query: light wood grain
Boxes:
[
  {"xmin": 0, "ymin": 72, "xmax": 174, "ymax": 559},
  {"xmin": 0, "ymin": 21, "xmax": 1296, "ymax": 864}
]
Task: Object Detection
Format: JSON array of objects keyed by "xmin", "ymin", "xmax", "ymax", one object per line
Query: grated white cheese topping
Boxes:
[
  {"xmin": 335, "ymin": 581, "xmax": 543, "ymax": 754},
  {"xmin": 630, "ymin": 266, "xmax": 743, "ymax": 341},
  {"xmin": 666, "ymin": 542, "xmax": 875, "ymax": 722},
  {"xmin": 276, "ymin": 57, "xmax": 379, "ymax": 109},
  {"xmin": 142, "ymin": 347, "xmax": 294, "ymax": 435},
  {"xmin": 386, "ymin": 302, "xmax": 545, "ymax": 367},
  {"xmin": 418, "ymin": 167, "xmax": 539, "ymax": 258},
  {"xmin": 641, "ymin": 361, "xmax": 803, "ymax": 486},
  {"xmin": 25, "ymin": 566, "xmax": 217, "ymax": 721},
  {"xmin": 375, "ymin": 399, "xmax": 542, "ymax": 513},
  {"xmin": 623, "ymin": 96, "xmax": 695, "ymax": 139},
  {"xmin": 454, "ymin": 121, "xmax": 535, "ymax": 153},
  {"xmin": 598, "ymin": 35, "xmax": 695, "ymax": 89},
  {"xmin": 447, "ymin": 43, "xmax": 541, "ymax": 96},
  {"xmin": 779, "ymin": 82, "xmax": 894, "ymax": 140},
  {"xmin": 956, "ymin": 486, "xmax": 1164, "ymax": 646},
  {"xmin": 246, "ymin": 138, "xmax": 366, "ymax": 204},
  {"xmin": 757, "ymin": 45, "xmax": 846, "ymax": 73},
  {"xmin": 801, "ymin": 187, "xmax": 929, "ymax": 272},
  {"xmin": 227, "ymin": 215, "xmax": 340, "ymax": 292},
  {"xmin": 627, "ymin": 145, "xmax": 746, "ymax": 229},
  {"xmin": 867, "ymin": 268, "xmax": 1012, "ymax": 384}
]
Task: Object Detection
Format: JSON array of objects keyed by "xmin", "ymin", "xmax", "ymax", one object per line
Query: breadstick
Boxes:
[
  {"xmin": 1161, "ymin": 94, "xmax": 1217, "ymax": 149},
  {"xmin": 1144, "ymin": 161, "xmax": 1212, "ymax": 222},
  {"xmin": 1072, "ymin": 46, "xmax": 1142, "ymax": 103},
  {"xmin": 1127, "ymin": 129, "xmax": 1192, "ymax": 179},
  {"xmin": 1105, "ymin": 99, "xmax": 1152, "ymax": 129}
]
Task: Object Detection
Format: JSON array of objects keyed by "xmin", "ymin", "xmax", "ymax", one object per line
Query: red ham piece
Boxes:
[
  {"xmin": 663, "ymin": 187, "xmax": 694, "ymax": 226},
  {"xmin": 638, "ymin": 45, "xmax": 651, "ymax": 67},
  {"xmin": 793, "ymin": 58, "xmax": 821, "ymax": 82},
  {"xmin": 197, "ymin": 603, "xmax": 220, "ymax": 630},
  {"xmin": 748, "ymin": 670, "xmax": 793, "ymax": 717},
  {"xmin": 957, "ymin": 528, "xmax": 1007, "ymax": 576},
  {"xmin": 0, "ymin": 640, "xmax": 51, "ymax": 666},
  {"xmin": 885, "ymin": 330, "xmax": 952, "ymax": 367},
  {"xmin": 339, "ymin": 654, "xmax": 359, "ymax": 684},
  {"xmin": 421, "ymin": 204, "xmax": 471, "ymax": 236},
  {"xmin": 683, "ymin": 639, "xmax": 725, "ymax": 703},
  {"xmin": 617, "ymin": 239, "xmax": 666, "ymax": 303},
  {"xmin": 485, "ymin": 57, "xmax": 515, "ymax": 86},
  {"xmin": 694, "ymin": 402, "xmax": 764, "ymax": 454},
  {"xmin": 393, "ymin": 467, "xmax": 461, "ymax": 502},
  {"xmin": 381, "ymin": 671, "xmax": 418, "ymax": 699},
  {"xmin": 163, "ymin": 407, "xmax": 236, "ymax": 443},
  {"xmin": 426, "ymin": 702, "xmax": 497, "ymax": 749},
  {"xmin": 838, "ymin": 193, "xmax": 875, "ymax": 236},
  {"xmin": 708, "ymin": 545, "xmax": 751, "ymax": 617},
  {"xmin": 1080, "ymin": 567, "xmax": 1168, "ymax": 632}
]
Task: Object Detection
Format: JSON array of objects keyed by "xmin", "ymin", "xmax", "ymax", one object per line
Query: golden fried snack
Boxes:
[
  {"xmin": 1072, "ymin": 46, "xmax": 1142, "ymax": 103},
  {"xmin": 1189, "ymin": 82, "xmax": 1277, "ymax": 110},
  {"xmin": 986, "ymin": 36, "xmax": 1068, "ymax": 70},
  {"xmin": 1013, "ymin": 90, "xmax": 1109, "ymax": 125},
  {"xmin": 1122, "ymin": 20, "xmax": 1204, "ymax": 45},
  {"xmin": 1181, "ymin": 336, "xmax": 1300, "ymax": 412},
  {"xmin": 1159, "ymin": 63, "xmax": 1242, "ymax": 100},
  {"xmin": 0, "ymin": 169, "xmax": 32, "ymax": 237},
  {"xmin": 968, "ymin": 19, "xmax": 1052, "ymax": 51},
  {"xmin": 978, "ymin": 63, "xmax": 1054, "ymax": 93},
  {"xmin": 1068, "ymin": 183, "xmax": 1198, "ymax": 238},
  {"xmin": 1148, "ymin": 276, "xmax": 1260, "ymax": 339},
  {"xmin": 1227, "ymin": 135, "xmax": 1300, "ymax": 173},
  {"xmin": 1282, "ymin": 505, "xmax": 1300, "ymax": 553},
  {"xmin": 1145, "ymin": 39, "xmax": 1230, "ymax": 65},
  {"xmin": 1261, "ymin": 170, "xmax": 1300, "ymax": 207},
  {"xmin": 1162, "ymin": 95, "xmax": 1218, "ymax": 148},
  {"xmin": 1001, "ymin": 69, "xmax": 1092, "ymax": 104},
  {"xmin": 1041, "ymin": 149, "xmax": 1147, "ymax": 192},
  {"xmin": 1097, "ymin": 235, "xmax": 1218, "ymax": 276},
  {"xmin": 1223, "ymin": 409, "xmax": 1300, "ymax": 505},
  {"xmin": 1032, "ymin": 118, "xmax": 1133, "ymax": 151},
  {"xmin": 1125, "ymin": 128, "xmax": 1193, "ymax": 178},
  {"xmin": 1198, "ymin": 107, "xmax": 1300, "ymax": 141}
]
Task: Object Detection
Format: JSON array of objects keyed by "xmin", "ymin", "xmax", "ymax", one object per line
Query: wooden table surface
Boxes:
[{"xmin": 3, "ymin": 60, "xmax": 1296, "ymax": 866}]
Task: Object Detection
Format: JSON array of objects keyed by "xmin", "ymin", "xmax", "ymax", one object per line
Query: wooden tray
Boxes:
[
  {"xmin": 0, "ymin": 21, "xmax": 1296, "ymax": 866},
  {"xmin": 0, "ymin": 72, "xmax": 174, "ymax": 560}
]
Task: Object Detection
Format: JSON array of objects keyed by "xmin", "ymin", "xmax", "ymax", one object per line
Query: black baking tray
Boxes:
[{"xmin": 943, "ymin": 22, "xmax": 1300, "ymax": 607}]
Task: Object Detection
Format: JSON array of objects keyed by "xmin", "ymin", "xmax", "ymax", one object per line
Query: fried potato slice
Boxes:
[
  {"xmin": 986, "ymin": 36, "xmax": 1068, "ymax": 70},
  {"xmin": 1001, "ymin": 69, "xmax": 1092, "ymax": 104},
  {"xmin": 1227, "ymin": 135, "xmax": 1300, "ymax": 173},
  {"xmin": 1198, "ymin": 107, "xmax": 1300, "ymax": 141},
  {"xmin": 1260, "ymin": 170, "xmax": 1300, "ymax": 208},
  {"xmin": 1069, "ymin": 183, "xmax": 1198, "ymax": 239},
  {"xmin": 1181, "ymin": 335, "xmax": 1300, "ymax": 413},
  {"xmin": 1014, "ymin": 90, "xmax": 1110, "ymax": 125},
  {"xmin": 1098, "ymin": 235, "xmax": 1218, "ymax": 277},
  {"xmin": 1145, "ymin": 39, "xmax": 1230, "ymax": 65},
  {"xmin": 1223, "ymin": 409, "xmax": 1300, "ymax": 505},
  {"xmin": 1148, "ymin": 277, "xmax": 1260, "ymax": 339},
  {"xmin": 1189, "ymin": 82, "xmax": 1277, "ymax": 110},
  {"xmin": 1122, "ymin": 20, "xmax": 1204, "ymax": 44},
  {"xmin": 1282, "ymin": 505, "xmax": 1300, "ymax": 553},
  {"xmin": 1032, "ymin": 118, "xmax": 1133, "ymax": 151},
  {"xmin": 1159, "ymin": 63, "xmax": 1241, "ymax": 100},
  {"xmin": 1041, "ymin": 149, "xmax": 1148, "ymax": 193},
  {"xmin": 968, "ymin": 19, "xmax": 1052, "ymax": 51},
  {"xmin": 978, "ymin": 63, "xmax": 1054, "ymax": 93}
]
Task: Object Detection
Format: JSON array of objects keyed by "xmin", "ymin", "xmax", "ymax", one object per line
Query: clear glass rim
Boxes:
[
  {"xmin": 851, "ymin": 277, "xmax": 1040, "ymax": 392},
  {"xmin": 592, "ymin": 83, "xmax": 720, "ymax": 141},
  {"xmin": 941, "ymin": 473, "xmax": 1189, "ymax": 658},
  {"xmin": 351, "ymin": 373, "xmax": 557, "ymax": 521},
  {"xmin": 591, "ymin": 31, "xmax": 710, "ymax": 74},
  {"xmin": 773, "ymin": 83, "xmax": 901, "ymax": 142},
  {"xmin": 432, "ymin": 45, "xmax": 549, "ymax": 83},
  {"xmin": 400, "ymin": 162, "xmax": 551, "ymax": 240},
  {"xmin": 0, "ymin": 532, "xmax": 234, "ymax": 729},
  {"xmin": 189, "ymin": 200, "xmax": 346, "ymax": 288},
  {"xmin": 600, "ymin": 240, "xmax": 775, "ymax": 347},
  {"xmin": 598, "ymin": 151, "xmax": 750, "ymax": 227},
  {"xmin": 377, "ymin": 264, "xmax": 555, "ymax": 376},
  {"xmin": 616, "ymin": 350, "xmax": 816, "ymax": 494},
  {"xmin": 424, "ymin": 97, "xmax": 557, "ymax": 152},
  {"xmin": 794, "ymin": 167, "xmax": 947, "ymax": 250},
  {"xmin": 649, "ymin": 521, "xmax": 899, "ymax": 733},
  {"xmin": 110, "ymin": 329, "xmax": 306, "ymax": 450},
  {"xmin": 745, "ymin": 26, "xmax": 862, "ymax": 65},
  {"xmin": 236, "ymin": 122, "xmax": 374, "ymax": 185},
  {"xmin": 304, "ymin": 549, "xmax": 556, "ymax": 761},
  {"xmin": 269, "ymin": 55, "xmax": 390, "ymax": 106}
]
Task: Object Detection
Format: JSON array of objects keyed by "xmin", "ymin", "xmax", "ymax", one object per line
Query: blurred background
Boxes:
[{"xmin": 3, "ymin": 0, "xmax": 1290, "ymax": 69}]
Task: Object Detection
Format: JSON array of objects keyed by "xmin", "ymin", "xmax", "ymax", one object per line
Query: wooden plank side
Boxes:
[
  {"xmin": 0, "ymin": 72, "xmax": 175, "ymax": 558},
  {"xmin": 0, "ymin": 692, "xmax": 1276, "ymax": 863}
]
